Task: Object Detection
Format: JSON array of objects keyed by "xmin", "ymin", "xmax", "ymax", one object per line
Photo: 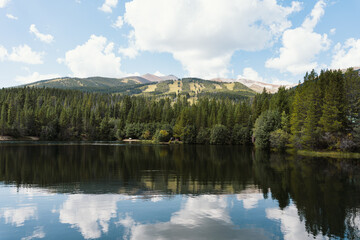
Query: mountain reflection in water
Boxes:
[{"xmin": 0, "ymin": 143, "xmax": 359, "ymax": 239}]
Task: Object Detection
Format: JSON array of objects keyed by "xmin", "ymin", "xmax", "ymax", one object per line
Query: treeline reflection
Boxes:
[{"xmin": 0, "ymin": 143, "xmax": 359, "ymax": 238}]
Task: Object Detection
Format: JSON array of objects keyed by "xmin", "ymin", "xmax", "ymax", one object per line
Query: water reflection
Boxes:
[
  {"xmin": 123, "ymin": 195, "xmax": 269, "ymax": 240},
  {"xmin": 0, "ymin": 143, "xmax": 359, "ymax": 239},
  {"xmin": 1, "ymin": 205, "xmax": 37, "ymax": 227},
  {"xmin": 21, "ymin": 226, "xmax": 45, "ymax": 240},
  {"xmin": 59, "ymin": 195, "xmax": 119, "ymax": 239},
  {"xmin": 266, "ymin": 206, "xmax": 328, "ymax": 240},
  {"xmin": 236, "ymin": 187, "xmax": 264, "ymax": 209}
]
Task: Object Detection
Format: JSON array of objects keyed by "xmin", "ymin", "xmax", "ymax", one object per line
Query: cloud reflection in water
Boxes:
[
  {"xmin": 118, "ymin": 195, "xmax": 269, "ymax": 240},
  {"xmin": 0, "ymin": 205, "xmax": 37, "ymax": 227}
]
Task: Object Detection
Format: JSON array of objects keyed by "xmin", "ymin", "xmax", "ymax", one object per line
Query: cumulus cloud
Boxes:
[
  {"xmin": 29, "ymin": 24, "xmax": 54, "ymax": 44},
  {"xmin": 0, "ymin": 206, "xmax": 37, "ymax": 226},
  {"xmin": 266, "ymin": 205, "xmax": 328, "ymax": 240},
  {"xmin": 21, "ymin": 226, "xmax": 45, "ymax": 240},
  {"xmin": 266, "ymin": 0, "xmax": 330, "ymax": 75},
  {"xmin": 7, "ymin": 45, "xmax": 44, "ymax": 64},
  {"xmin": 112, "ymin": 16, "xmax": 124, "ymax": 29},
  {"xmin": 60, "ymin": 35, "xmax": 123, "ymax": 78},
  {"xmin": 0, "ymin": 45, "xmax": 7, "ymax": 61},
  {"xmin": 59, "ymin": 194, "xmax": 120, "ymax": 239},
  {"xmin": 118, "ymin": 31, "xmax": 139, "ymax": 59},
  {"xmin": 301, "ymin": 0, "xmax": 326, "ymax": 30},
  {"xmin": 271, "ymin": 79, "xmax": 296, "ymax": 86},
  {"xmin": 6, "ymin": 14, "xmax": 17, "ymax": 20},
  {"xmin": 238, "ymin": 67, "xmax": 264, "ymax": 82},
  {"xmin": 0, "ymin": 0, "xmax": 10, "ymax": 8},
  {"xmin": 123, "ymin": 0, "xmax": 301, "ymax": 78},
  {"xmin": 99, "ymin": 0, "xmax": 118, "ymax": 13},
  {"xmin": 330, "ymin": 28, "xmax": 336, "ymax": 35},
  {"xmin": 15, "ymin": 72, "xmax": 60, "ymax": 84},
  {"xmin": 153, "ymin": 71, "xmax": 165, "ymax": 77},
  {"xmin": 330, "ymin": 38, "xmax": 360, "ymax": 69}
]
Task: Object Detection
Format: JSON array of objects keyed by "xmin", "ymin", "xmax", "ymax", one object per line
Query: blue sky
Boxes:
[{"xmin": 0, "ymin": 0, "xmax": 359, "ymax": 87}]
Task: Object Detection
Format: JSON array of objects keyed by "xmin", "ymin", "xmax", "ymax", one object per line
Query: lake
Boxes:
[{"xmin": 0, "ymin": 143, "xmax": 359, "ymax": 239}]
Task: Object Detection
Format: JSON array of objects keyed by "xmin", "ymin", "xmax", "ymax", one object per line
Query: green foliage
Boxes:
[
  {"xmin": 270, "ymin": 129, "xmax": 290, "ymax": 151},
  {"xmin": 182, "ymin": 125, "xmax": 197, "ymax": 144},
  {"xmin": 154, "ymin": 129, "xmax": 171, "ymax": 142},
  {"xmin": 288, "ymin": 69, "xmax": 359, "ymax": 151},
  {"xmin": 125, "ymin": 123, "xmax": 143, "ymax": 139},
  {"xmin": 141, "ymin": 130, "xmax": 152, "ymax": 140},
  {"xmin": 210, "ymin": 124, "xmax": 229, "ymax": 145},
  {"xmin": 196, "ymin": 128, "xmax": 210, "ymax": 144},
  {"xmin": 253, "ymin": 110, "xmax": 281, "ymax": 149},
  {"xmin": 231, "ymin": 124, "xmax": 251, "ymax": 145}
]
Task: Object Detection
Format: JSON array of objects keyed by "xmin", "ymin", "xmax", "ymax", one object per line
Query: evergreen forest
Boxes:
[{"xmin": 0, "ymin": 68, "xmax": 359, "ymax": 152}]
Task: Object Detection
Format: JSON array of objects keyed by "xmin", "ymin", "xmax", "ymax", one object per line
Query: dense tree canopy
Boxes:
[
  {"xmin": 0, "ymin": 68, "xmax": 359, "ymax": 151},
  {"xmin": 0, "ymin": 87, "xmax": 253, "ymax": 144}
]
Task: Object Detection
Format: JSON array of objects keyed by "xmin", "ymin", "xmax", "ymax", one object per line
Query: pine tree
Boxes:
[
  {"xmin": 301, "ymin": 83, "xmax": 322, "ymax": 149},
  {"xmin": 319, "ymin": 71, "xmax": 346, "ymax": 136}
]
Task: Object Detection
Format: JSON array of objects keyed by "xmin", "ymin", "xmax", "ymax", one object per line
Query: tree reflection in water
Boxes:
[{"xmin": 0, "ymin": 143, "xmax": 359, "ymax": 239}]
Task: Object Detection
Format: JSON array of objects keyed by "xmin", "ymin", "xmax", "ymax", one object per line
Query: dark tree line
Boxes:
[
  {"xmin": 0, "ymin": 68, "xmax": 359, "ymax": 151},
  {"xmin": 0, "ymin": 87, "xmax": 253, "ymax": 144},
  {"xmin": 253, "ymin": 68, "xmax": 360, "ymax": 152}
]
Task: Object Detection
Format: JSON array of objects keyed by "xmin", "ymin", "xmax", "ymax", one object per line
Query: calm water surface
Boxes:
[{"xmin": 0, "ymin": 143, "xmax": 359, "ymax": 240}]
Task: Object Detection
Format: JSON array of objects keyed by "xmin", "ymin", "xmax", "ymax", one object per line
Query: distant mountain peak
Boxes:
[
  {"xmin": 141, "ymin": 73, "xmax": 178, "ymax": 82},
  {"xmin": 210, "ymin": 77, "xmax": 295, "ymax": 93}
]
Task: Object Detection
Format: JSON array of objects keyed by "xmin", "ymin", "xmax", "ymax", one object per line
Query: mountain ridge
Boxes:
[{"xmin": 22, "ymin": 73, "xmax": 293, "ymax": 94}]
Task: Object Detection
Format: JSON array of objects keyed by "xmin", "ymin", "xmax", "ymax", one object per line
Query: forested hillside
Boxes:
[
  {"xmin": 1, "ymin": 68, "xmax": 359, "ymax": 152},
  {"xmin": 23, "ymin": 77, "xmax": 256, "ymax": 100}
]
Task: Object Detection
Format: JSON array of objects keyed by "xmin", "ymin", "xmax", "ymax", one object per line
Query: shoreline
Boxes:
[
  {"xmin": 1, "ymin": 136, "xmax": 360, "ymax": 158},
  {"xmin": 0, "ymin": 136, "xmax": 40, "ymax": 141}
]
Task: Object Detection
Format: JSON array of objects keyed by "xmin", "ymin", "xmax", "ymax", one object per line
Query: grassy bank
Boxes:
[{"xmin": 295, "ymin": 149, "xmax": 360, "ymax": 159}]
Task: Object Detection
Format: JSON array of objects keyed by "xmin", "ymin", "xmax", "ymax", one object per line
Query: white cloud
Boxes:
[
  {"xmin": 15, "ymin": 72, "xmax": 61, "ymax": 84},
  {"xmin": 0, "ymin": 45, "xmax": 8, "ymax": 61},
  {"xmin": 113, "ymin": 16, "xmax": 124, "ymax": 29},
  {"xmin": 99, "ymin": 0, "xmax": 118, "ymax": 13},
  {"xmin": 330, "ymin": 28, "xmax": 336, "ymax": 35},
  {"xmin": 8, "ymin": 45, "xmax": 44, "ymax": 64},
  {"xmin": 271, "ymin": 79, "xmax": 295, "ymax": 86},
  {"xmin": 301, "ymin": 0, "xmax": 326, "ymax": 30},
  {"xmin": 118, "ymin": 30, "xmax": 139, "ymax": 59},
  {"xmin": 123, "ymin": 195, "xmax": 269, "ymax": 240},
  {"xmin": 238, "ymin": 67, "xmax": 264, "ymax": 82},
  {"xmin": 123, "ymin": 0, "xmax": 301, "ymax": 78},
  {"xmin": 1, "ymin": 206, "xmax": 37, "ymax": 227},
  {"xmin": 61, "ymin": 35, "xmax": 123, "ymax": 78},
  {"xmin": 266, "ymin": 0, "xmax": 330, "ymax": 75},
  {"xmin": 21, "ymin": 226, "xmax": 45, "ymax": 240},
  {"xmin": 29, "ymin": 24, "xmax": 54, "ymax": 44},
  {"xmin": 330, "ymin": 38, "xmax": 360, "ymax": 69},
  {"xmin": 153, "ymin": 71, "xmax": 165, "ymax": 77},
  {"xmin": 266, "ymin": 205, "xmax": 328, "ymax": 240},
  {"xmin": 0, "ymin": 0, "xmax": 10, "ymax": 8},
  {"xmin": 6, "ymin": 14, "xmax": 17, "ymax": 20},
  {"xmin": 59, "ymin": 194, "xmax": 119, "ymax": 239}
]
